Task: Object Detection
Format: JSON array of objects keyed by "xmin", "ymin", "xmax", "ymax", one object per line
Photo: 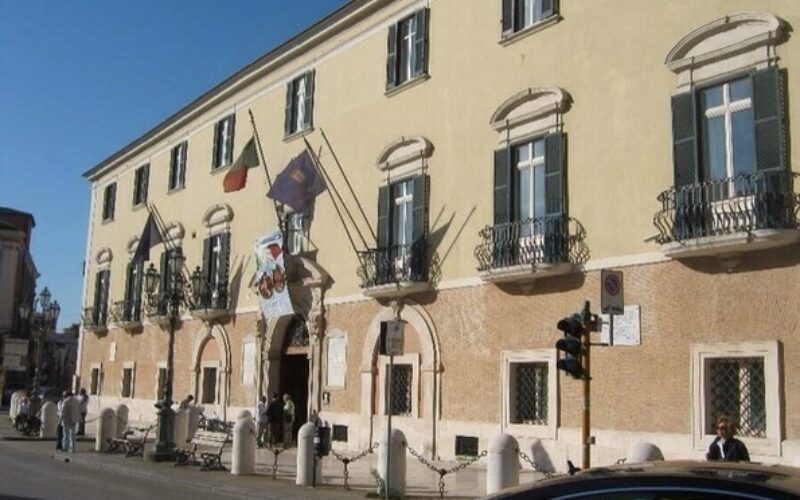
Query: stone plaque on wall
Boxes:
[
  {"xmin": 242, "ymin": 340, "xmax": 256, "ymax": 386},
  {"xmin": 327, "ymin": 336, "xmax": 346, "ymax": 388}
]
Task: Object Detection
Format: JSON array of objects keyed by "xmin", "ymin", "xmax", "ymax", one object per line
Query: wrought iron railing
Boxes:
[
  {"xmin": 145, "ymin": 291, "xmax": 169, "ymax": 317},
  {"xmin": 654, "ymin": 171, "xmax": 799, "ymax": 244},
  {"xmin": 190, "ymin": 281, "xmax": 229, "ymax": 311},
  {"xmin": 111, "ymin": 299, "xmax": 142, "ymax": 324},
  {"xmin": 474, "ymin": 214, "xmax": 585, "ymax": 272},
  {"xmin": 82, "ymin": 306, "xmax": 107, "ymax": 329},
  {"xmin": 357, "ymin": 239, "xmax": 428, "ymax": 288}
]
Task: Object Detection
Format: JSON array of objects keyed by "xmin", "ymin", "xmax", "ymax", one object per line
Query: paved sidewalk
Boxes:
[{"xmin": 1, "ymin": 409, "xmax": 544, "ymax": 498}]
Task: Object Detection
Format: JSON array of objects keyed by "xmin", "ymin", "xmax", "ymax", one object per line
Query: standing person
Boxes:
[
  {"xmin": 178, "ymin": 394, "xmax": 194, "ymax": 410},
  {"xmin": 15, "ymin": 396, "xmax": 30, "ymax": 431},
  {"xmin": 56, "ymin": 392, "xmax": 66, "ymax": 451},
  {"xmin": 60, "ymin": 391, "xmax": 80, "ymax": 453},
  {"xmin": 707, "ymin": 415, "xmax": 750, "ymax": 462},
  {"xmin": 266, "ymin": 393, "xmax": 283, "ymax": 447},
  {"xmin": 282, "ymin": 393, "xmax": 295, "ymax": 447},
  {"xmin": 77, "ymin": 388, "xmax": 89, "ymax": 436},
  {"xmin": 255, "ymin": 395, "xmax": 269, "ymax": 447}
]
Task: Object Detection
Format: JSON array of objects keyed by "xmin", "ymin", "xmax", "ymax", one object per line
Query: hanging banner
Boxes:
[{"xmin": 254, "ymin": 230, "xmax": 293, "ymax": 320}]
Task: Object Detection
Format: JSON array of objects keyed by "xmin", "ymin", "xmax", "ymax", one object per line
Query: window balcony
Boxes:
[
  {"xmin": 474, "ymin": 215, "xmax": 585, "ymax": 283},
  {"xmin": 653, "ymin": 171, "xmax": 800, "ymax": 259},
  {"xmin": 358, "ymin": 240, "xmax": 430, "ymax": 298},
  {"xmin": 81, "ymin": 306, "xmax": 108, "ymax": 335},
  {"xmin": 144, "ymin": 293, "xmax": 172, "ymax": 327},
  {"xmin": 189, "ymin": 282, "xmax": 229, "ymax": 321},
  {"xmin": 110, "ymin": 300, "xmax": 142, "ymax": 330}
]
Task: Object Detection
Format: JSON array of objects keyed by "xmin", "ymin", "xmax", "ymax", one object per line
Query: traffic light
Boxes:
[{"xmin": 556, "ymin": 313, "xmax": 586, "ymax": 379}]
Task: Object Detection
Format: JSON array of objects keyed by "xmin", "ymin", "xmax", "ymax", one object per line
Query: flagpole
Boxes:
[
  {"xmin": 302, "ymin": 137, "xmax": 370, "ymax": 253},
  {"xmin": 148, "ymin": 204, "xmax": 194, "ymax": 281},
  {"xmin": 248, "ymin": 109, "xmax": 284, "ymax": 228},
  {"xmin": 301, "ymin": 137, "xmax": 364, "ymax": 266},
  {"xmin": 319, "ymin": 128, "xmax": 377, "ymax": 245}
]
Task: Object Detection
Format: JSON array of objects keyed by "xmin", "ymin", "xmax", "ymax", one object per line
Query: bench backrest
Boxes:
[
  {"xmin": 125, "ymin": 426, "xmax": 153, "ymax": 440},
  {"xmin": 191, "ymin": 429, "xmax": 229, "ymax": 450}
]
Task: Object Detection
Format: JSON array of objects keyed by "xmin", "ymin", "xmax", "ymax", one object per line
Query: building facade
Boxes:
[
  {"xmin": 79, "ymin": 0, "xmax": 800, "ymax": 468},
  {"xmin": 0, "ymin": 207, "xmax": 37, "ymax": 399}
]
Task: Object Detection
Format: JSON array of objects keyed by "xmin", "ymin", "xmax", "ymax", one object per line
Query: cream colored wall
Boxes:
[{"xmin": 84, "ymin": 0, "xmax": 800, "ymax": 306}]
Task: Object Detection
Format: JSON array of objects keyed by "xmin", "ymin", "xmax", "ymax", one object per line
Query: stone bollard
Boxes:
[
  {"xmin": 95, "ymin": 407, "xmax": 116, "ymax": 452},
  {"xmin": 40, "ymin": 401, "xmax": 59, "ymax": 439},
  {"xmin": 487, "ymin": 433, "xmax": 520, "ymax": 495},
  {"xmin": 627, "ymin": 442, "xmax": 664, "ymax": 463},
  {"xmin": 296, "ymin": 422, "xmax": 317, "ymax": 486},
  {"xmin": 232, "ymin": 410, "xmax": 256, "ymax": 476},
  {"xmin": 378, "ymin": 427, "xmax": 406, "ymax": 498},
  {"xmin": 174, "ymin": 407, "xmax": 189, "ymax": 449},
  {"xmin": 187, "ymin": 405, "xmax": 202, "ymax": 440},
  {"xmin": 114, "ymin": 404, "xmax": 129, "ymax": 438}
]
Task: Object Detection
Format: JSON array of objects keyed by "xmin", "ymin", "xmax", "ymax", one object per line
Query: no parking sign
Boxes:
[{"xmin": 601, "ymin": 269, "xmax": 624, "ymax": 314}]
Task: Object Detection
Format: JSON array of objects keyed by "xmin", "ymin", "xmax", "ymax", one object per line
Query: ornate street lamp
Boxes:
[
  {"xmin": 18, "ymin": 287, "xmax": 60, "ymax": 399},
  {"xmin": 143, "ymin": 247, "xmax": 192, "ymax": 461}
]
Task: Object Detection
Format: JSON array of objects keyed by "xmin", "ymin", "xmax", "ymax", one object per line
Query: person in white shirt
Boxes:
[
  {"xmin": 77, "ymin": 388, "xmax": 89, "ymax": 436},
  {"xmin": 15, "ymin": 397, "xmax": 30, "ymax": 430},
  {"xmin": 60, "ymin": 391, "xmax": 80, "ymax": 453},
  {"xmin": 255, "ymin": 396, "xmax": 269, "ymax": 447},
  {"xmin": 282, "ymin": 393, "xmax": 295, "ymax": 447}
]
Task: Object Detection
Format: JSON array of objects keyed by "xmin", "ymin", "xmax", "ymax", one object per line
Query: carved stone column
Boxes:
[{"xmin": 306, "ymin": 286, "xmax": 326, "ymax": 419}]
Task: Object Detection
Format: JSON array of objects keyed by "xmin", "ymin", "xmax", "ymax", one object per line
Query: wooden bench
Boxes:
[
  {"xmin": 174, "ymin": 429, "xmax": 230, "ymax": 471},
  {"xmin": 107, "ymin": 425, "xmax": 154, "ymax": 457}
]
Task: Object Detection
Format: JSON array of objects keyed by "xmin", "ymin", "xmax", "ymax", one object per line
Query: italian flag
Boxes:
[{"xmin": 223, "ymin": 137, "xmax": 260, "ymax": 193}]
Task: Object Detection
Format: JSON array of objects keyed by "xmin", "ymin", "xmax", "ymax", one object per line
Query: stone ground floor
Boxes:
[{"xmin": 77, "ymin": 250, "xmax": 800, "ymax": 470}]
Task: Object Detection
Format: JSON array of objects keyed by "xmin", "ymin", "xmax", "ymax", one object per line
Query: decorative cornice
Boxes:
[{"xmin": 490, "ymin": 86, "xmax": 570, "ymax": 132}]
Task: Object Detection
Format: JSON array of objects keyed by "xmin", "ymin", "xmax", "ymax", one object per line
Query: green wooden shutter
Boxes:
[
  {"xmin": 386, "ymin": 24, "xmax": 398, "ymax": 89},
  {"xmin": 284, "ymin": 80, "xmax": 295, "ymax": 135},
  {"xmin": 671, "ymin": 91, "xmax": 698, "ymax": 187},
  {"xmin": 99, "ymin": 270, "xmax": 110, "ymax": 324},
  {"xmin": 219, "ymin": 232, "xmax": 230, "ymax": 287},
  {"xmin": 514, "ymin": 0, "xmax": 525, "ymax": 30},
  {"xmin": 502, "ymin": 0, "xmax": 513, "ymax": 34},
  {"xmin": 93, "ymin": 272, "xmax": 104, "ymax": 322},
  {"xmin": 413, "ymin": 8, "xmax": 428, "ymax": 77},
  {"xmin": 544, "ymin": 133, "xmax": 564, "ymax": 216},
  {"xmin": 752, "ymin": 67, "xmax": 785, "ymax": 173},
  {"xmin": 211, "ymin": 121, "xmax": 220, "ymax": 168},
  {"xmin": 493, "ymin": 148, "xmax": 512, "ymax": 225},
  {"xmin": 377, "ymin": 185, "xmax": 391, "ymax": 248},
  {"xmin": 226, "ymin": 115, "xmax": 236, "ymax": 165},
  {"xmin": 179, "ymin": 142, "xmax": 187, "ymax": 187},
  {"xmin": 133, "ymin": 261, "xmax": 143, "ymax": 321},
  {"xmin": 412, "ymin": 174, "xmax": 428, "ymax": 243},
  {"xmin": 304, "ymin": 70, "xmax": 315, "ymax": 130},
  {"xmin": 108, "ymin": 183, "xmax": 116, "ymax": 219},
  {"xmin": 142, "ymin": 164, "xmax": 149, "ymax": 203},
  {"xmin": 202, "ymin": 237, "xmax": 212, "ymax": 287}
]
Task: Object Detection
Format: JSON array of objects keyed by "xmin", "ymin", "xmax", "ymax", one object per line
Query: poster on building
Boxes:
[{"xmin": 254, "ymin": 230, "xmax": 293, "ymax": 320}]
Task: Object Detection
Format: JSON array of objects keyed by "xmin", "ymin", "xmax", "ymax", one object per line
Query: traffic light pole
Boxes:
[{"xmin": 580, "ymin": 301, "xmax": 591, "ymax": 470}]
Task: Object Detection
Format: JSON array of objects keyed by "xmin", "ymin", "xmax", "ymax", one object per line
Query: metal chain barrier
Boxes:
[
  {"xmin": 269, "ymin": 446, "xmax": 285, "ymax": 479},
  {"xmin": 406, "ymin": 443, "xmax": 487, "ymax": 499},
  {"xmin": 330, "ymin": 442, "xmax": 378, "ymax": 489},
  {"xmin": 517, "ymin": 449, "xmax": 556, "ymax": 479}
]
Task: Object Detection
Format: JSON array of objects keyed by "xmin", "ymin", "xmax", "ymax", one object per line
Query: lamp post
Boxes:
[
  {"xmin": 18, "ymin": 287, "xmax": 61, "ymax": 399},
  {"xmin": 143, "ymin": 248, "xmax": 203, "ymax": 461}
]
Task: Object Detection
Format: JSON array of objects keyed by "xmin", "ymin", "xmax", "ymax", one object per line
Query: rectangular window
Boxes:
[
  {"xmin": 212, "ymin": 114, "xmax": 235, "ymax": 169},
  {"xmin": 169, "ymin": 141, "xmax": 187, "ymax": 191},
  {"xmin": 93, "ymin": 270, "xmax": 110, "ymax": 326},
  {"xmin": 706, "ymin": 357, "xmax": 766, "ymax": 438},
  {"xmin": 332, "ymin": 424, "xmax": 348, "ymax": 442},
  {"xmin": 502, "ymin": 0, "xmax": 558, "ymax": 36},
  {"xmin": 514, "ymin": 139, "xmax": 547, "ymax": 223},
  {"xmin": 90, "ymin": 367, "xmax": 100, "ymax": 395},
  {"xmin": 392, "ymin": 179, "xmax": 415, "ymax": 249},
  {"xmin": 133, "ymin": 164, "xmax": 149, "ymax": 206},
  {"xmin": 375, "ymin": 175, "xmax": 428, "ymax": 284},
  {"xmin": 286, "ymin": 211, "xmax": 311, "ymax": 255},
  {"xmin": 121, "ymin": 367, "xmax": 134, "ymax": 398},
  {"xmin": 455, "ymin": 436, "xmax": 479, "ymax": 457},
  {"xmin": 156, "ymin": 367, "xmax": 167, "ymax": 400},
  {"xmin": 509, "ymin": 362, "xmax": 548, "ymax": 425},
  {"xmin": 123, "ymin": 261, "xmax": 143, "ymax": 322},
  {"xmin": 386, "ymin": 9, "xmax": 428, "ymax": 90},
  {"xmin": 284, "ymin": 71, "xmax": 315, "ymax": 136},
  {"xmin": 201, "ymin": 367, "xmax": 217, "ymax": 404},
  {"xmin": 102, "ymin": 183, "xmax": 116, "ymax": 221},
  {"xmin": 200, "ymin": 233, "xmax": 229, "ymax": 309},
  {"xmin": 385, "ymin": 364, "xmax": 412, "ymax": 416}
]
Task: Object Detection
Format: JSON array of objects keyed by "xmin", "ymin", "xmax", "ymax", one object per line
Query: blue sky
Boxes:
[{"xmin": 0, "ymin": 0, "xmax": 347, "ymax": 329}]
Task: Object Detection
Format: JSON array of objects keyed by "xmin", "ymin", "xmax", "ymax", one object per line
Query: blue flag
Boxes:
[{"xmin": 267, "ymin": 150, "xmax": 326, "ymax": 212}]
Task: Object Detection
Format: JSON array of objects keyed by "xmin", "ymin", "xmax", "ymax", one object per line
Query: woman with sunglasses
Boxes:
[{"xmin": 706, "ymin": 415, "xmax": 750, "ymax": 461}]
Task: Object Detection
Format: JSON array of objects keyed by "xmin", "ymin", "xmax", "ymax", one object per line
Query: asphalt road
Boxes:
[{"xmin": 0, "ymin": 437, "xmax": 360, "ymax": 500}]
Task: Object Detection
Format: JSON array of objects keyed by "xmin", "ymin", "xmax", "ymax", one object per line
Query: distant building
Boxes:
[
  {"xmin": 39, "ymin": 324, "xmax": 79, "ymax": 395},
  {"xmin": 0, "ymin": 207, "xmax": 37, "ymax": 399},
  {"xmin": 79, "ymin": 1, "xmax": 800, "ymax": 468}
]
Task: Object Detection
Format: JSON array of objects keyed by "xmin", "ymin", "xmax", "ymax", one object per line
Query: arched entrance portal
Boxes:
[{"xmin": 278, "ymin": 315, "xmax": 309, "ymax": 442}]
